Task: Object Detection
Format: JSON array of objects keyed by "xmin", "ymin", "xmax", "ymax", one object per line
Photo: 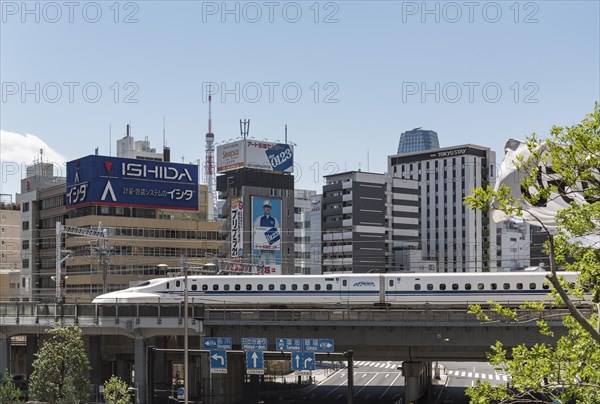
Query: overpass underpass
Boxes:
[{"xmin": 0, "ymin": 303, "xmax": 593, "ymax": 403}]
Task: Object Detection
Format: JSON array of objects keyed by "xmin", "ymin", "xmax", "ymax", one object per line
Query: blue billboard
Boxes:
[
  {"xmin": 252, "ymin": 196, "xmax": 281, "ymax": 274},
  {"xmin": 66, "ymin": 155, "xmax": 199, "ymax": 210}
]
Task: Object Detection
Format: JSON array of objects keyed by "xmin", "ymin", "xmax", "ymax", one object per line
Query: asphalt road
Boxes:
[{"xmin": 257, "ymin": 361, "xmax": 509, "ymax": 403}]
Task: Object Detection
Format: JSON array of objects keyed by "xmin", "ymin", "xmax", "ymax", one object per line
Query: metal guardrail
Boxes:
[{"xmin": 0, "ymin": 302, "xmax": 592, "ymax": 328}]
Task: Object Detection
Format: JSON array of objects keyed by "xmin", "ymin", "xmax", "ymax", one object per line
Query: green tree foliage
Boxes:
[
  {"xmin": 0, "ymin": 370, "xmax": 21, "ymax": 403},
  {"xmin": 28, "ymin": 324, "xmax": 91, "ymax": 404},
  {"xmin": 103, "ymin": 375, "xmax": 132, "ymax": 404},
  {"xmin": 464, "ymin": 104, "xmax": 600, "ymax": 403}
]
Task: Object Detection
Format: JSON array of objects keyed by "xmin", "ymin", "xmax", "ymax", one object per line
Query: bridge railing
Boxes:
[{"xmin": 0, "ymin": 302, "xmax": 593, "ymax": 328}]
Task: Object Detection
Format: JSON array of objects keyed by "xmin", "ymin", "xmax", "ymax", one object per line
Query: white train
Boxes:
[{"xmin": 92, "ymin": 271, "xmax": 579, "ymax": 306}]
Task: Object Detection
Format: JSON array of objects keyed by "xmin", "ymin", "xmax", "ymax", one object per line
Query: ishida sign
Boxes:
[{"xmin": 66, "ymin": 155, "xmax": 199, "ymax": 210}]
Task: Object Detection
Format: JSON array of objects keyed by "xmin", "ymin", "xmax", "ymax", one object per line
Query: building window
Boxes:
[
  {"xmin": 22, "ymin": 240, "xmax": 30, "ymax": 250},
  {"xmin": 22, "ymin": 202, "xmax": 29, "ymax": 212},
  {"xmin": 22, "ymin": 221, "xmax": 29, "ymax": 230}
]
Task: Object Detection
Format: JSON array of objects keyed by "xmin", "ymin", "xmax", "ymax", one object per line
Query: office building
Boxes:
[
  {"xmin": 16, "ymin": 138, "xmax": 221, "ymax": 303},
  {"xmin": 397, "ymin": 128, "xmax": 440, "ymax": 154},
  {"xmin": 321, "ymin": 171, "xmax": 419, "ymax": 273},
  {"xmin": 389, "ymin": 144, "xmax": 496, "ymax": 272},
  {"xmin": 216, "ymin": 139, "xmax": 295, "ymax": 275},
  {"xmin": 294, "ymin": 189, "xmax": 322, "ymax": 274},
  {"xmin": 495, "ymin": 218, "xmax": 530, "ymax": 271},
  {"xmin": 0, "ymin": 202, "xmax": 22, "ymax": 301}
]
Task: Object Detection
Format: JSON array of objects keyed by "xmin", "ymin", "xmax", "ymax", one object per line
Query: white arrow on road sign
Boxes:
[
  {"xmin": 212, "ymin": 353, "xmax": 225, "ymax": 365},
  {"xmin": 304, "ymin": 356, "xmax": 313, "ymax": 368},
  {"xmin": 295, "ymin": 354, "xmax": 300, "ymax": 368},
  {"xmin": 252, "ymin": 352, "xmax": 258, "ymax": 368}
]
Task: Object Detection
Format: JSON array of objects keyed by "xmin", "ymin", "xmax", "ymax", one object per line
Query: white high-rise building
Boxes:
[
  {"xmin": 389, "ymin": 145, "xmax": 496, "ymax": 272},
  {"xmin": 294, "ymin": 190, "xmax": 322, "ymax": 274}
]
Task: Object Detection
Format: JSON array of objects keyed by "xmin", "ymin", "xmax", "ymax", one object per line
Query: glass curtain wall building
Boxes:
[{"xmin": 397, "ymin": 128, "xmax": 440, "ymax": 154}]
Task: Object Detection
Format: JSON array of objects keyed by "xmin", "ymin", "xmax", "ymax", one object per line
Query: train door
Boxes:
[
  {"xmin": 340, "ymin": 277, "xmax": 351, "ymax": 301},
  {"xmin": 385, "ymin": 277, "xmax": 398, "ymax": 303}
]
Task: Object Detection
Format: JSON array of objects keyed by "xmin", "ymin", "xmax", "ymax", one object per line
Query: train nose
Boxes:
[{"xmin": 92, "ymin": 291, "xmax": 122, "ymax": 304}]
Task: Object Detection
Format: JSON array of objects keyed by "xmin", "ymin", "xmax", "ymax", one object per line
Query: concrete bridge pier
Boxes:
[
  {"xmin": 26, "ymin": 335, "xmax": 38, "ymax": 377},
  {"xmin": 152, "ymin": 336, "xmax": 170, "ymax": 403},
  {"xmin": 0, "ymin": 332, "xmax": 9, "ymax": 373},
  {"xmin": 402, "ymin": 361, "xmax": 431, "ymax": 403},
  {"xmin": 134, "ymin": 336, "xmax": 147, "ymax": 404},
  {"xmin": 88, "ymin": 336, "xmax": 102, "ymax": 402}
]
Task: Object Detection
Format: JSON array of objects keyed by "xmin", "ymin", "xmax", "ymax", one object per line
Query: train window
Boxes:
[
  {"xmin": 224, "ymin": 284, "xmax": 230, "ymax": 291},
  {"xmin": 246, "ymin": 284, "xmax": 252, "ymax": 291},
  {"xmin": 326, "ymin": 284, "xmax": 333, "ymax": 291},
  {"xmin": 315, "ymin": 284, "xmax": 321, "ymax": 291},
  {"xmin": 491, "ymin": 283, "xmax": 497, "ymax": 290},
  {"xmin": 465, "ymin": 283, "xmax": 471, "ymax": 290},
  {"xmin": 503, "ymin": 283, "xmax": 510, "ymax": 290},
  {"xmin": 516, "ymin": 283, "xmax": 523, "ymax": 290},
  {"xmin": 543, "ymin": 283, "xmax": 550, "ymax": 290},
  {"xmin": 303, "ymin": 284, "xmax": 309, "ymax": 291},
  {"xmin": 235, "ymin": 284, "xmax": 241, "ymax": 291},
  {"xmin": 280, "ymin": 284, "xmax": 286, "ymax": 291},
  {"xmin": 269, "ymin": 284, "xmax": 275, "ymax": 291},
  {"xmin": 477, "ymin": 283, "xmax": 485, "ymax": 290},
  {"xmin": 529, "ymin": 283, "xmax": 536, "ymax": 290},
  {"xmin": 414, "ymin": 284, "xmax": 421, "ymax": 291},
  {"xmin": 191, "ymin": 284, "xmax": 197, "ymax": 291},
  {"xmin": 213, "ymin": 284, "xmax": 219, "ymax": 291},
  {"xmin": 342, "ymin": 280, "xmax": 347, "ymax": 287},
  {"xmin": 257, "ymin": 284, "xmax": 263, "ymax": 291},
  {"xmin": 166, "ymin": 282, "xmax": 170, "ymax": 290},
  {"xmin": 176, "ymin": 280, "xmax": 181, "ymax": 288},
  {"xmin": 292, "ymin": 284, "xmax": 298, "ymax": 291},
  {"xmin": 452, "ymin": 283, "xmax": 459, "ymax": 290},
  {"xmin": 389, "ymin": 280, "xmax": 394, "ymax": 287},
  {"xmin": 439, "ymin": 284, "xmax": 446, "ymax": 291},
  {"xmin": 202, "ymin": 284, "xmax": 208, "ymax": 291},
  {"xmin": 427, "ymin": 284, "xmax": 433, "ymax": 291}
]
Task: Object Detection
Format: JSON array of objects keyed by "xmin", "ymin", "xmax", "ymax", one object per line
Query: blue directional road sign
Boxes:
[
  {"xmin": 303, "ymin": 338, "xmax": 335, "ymax": 352},
  {"xmin": 246, "ymin": 351, "xmax": 264, "ymax": 375},
  {"xmin": 203, "ymin": 337, "xmax": 232, "ymax": 350},
  {"xmin": 210, "ymin": 349, "xmax": 227, "ymax": 374},
  {"xmin": 291, "ymin": 352, "xmax": 315, "ymax": 372},
  {"xmin": 276, "ymin": 338, "xmax": 302, "ymax": 351},
  {"xmin": 242, "ymin": 337, "xmax": 268, "ymax": 351}
]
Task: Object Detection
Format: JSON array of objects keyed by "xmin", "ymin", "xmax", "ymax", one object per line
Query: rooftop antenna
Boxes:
[
  {"xmin": 163, "ymin": 116, "xmax": 167, "ymax": 147},
  {"xmin": 240, "ymin": 119, "xmax": 250, "ymax": 139},
  {"xmin": 285, "ymin": 124, "xmax": 288, "ymax": 143},
  {"xmin": 367, "ymin": 149, "xmax": 370, "ymax": 172},
  {"xmin": 109, "ymin": 124, "xmax": 112, "ymax": 156}
]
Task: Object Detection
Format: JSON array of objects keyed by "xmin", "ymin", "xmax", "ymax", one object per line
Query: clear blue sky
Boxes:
[{"xmin": 1, "ymin": 0, "xmax": 599, "ymax": 199}]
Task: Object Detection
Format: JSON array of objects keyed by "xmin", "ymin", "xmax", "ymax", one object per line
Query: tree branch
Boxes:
[{"xmin": 546, "ymin": 234, "xmax": 600, "ymax": 345}]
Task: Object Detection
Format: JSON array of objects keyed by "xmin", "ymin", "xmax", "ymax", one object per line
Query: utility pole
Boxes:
[
  {"xmin": 56, "ymin": 222, "xmax": 107, "ymax": 303},
  {"xmin": 182, "ymin": 255, "xmax": 189, "ymax": 404}
]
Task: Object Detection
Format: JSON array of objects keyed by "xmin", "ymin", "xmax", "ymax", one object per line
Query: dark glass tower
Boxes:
[{"xmin": 397, "ymin": 128, "xmax": 439, "ymax": 154}]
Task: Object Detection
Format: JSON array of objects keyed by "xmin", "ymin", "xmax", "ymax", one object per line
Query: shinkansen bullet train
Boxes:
[{"xmin": 92, "ymin": 271, "xmax": 580, "ymax": 306}]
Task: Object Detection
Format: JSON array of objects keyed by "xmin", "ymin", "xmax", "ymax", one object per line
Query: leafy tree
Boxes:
[
  {"xmin": 0, "ymin": 370, "xmax": 21, "ymax": 403},
  {"xmin": 103, "ymin": 375, "xmax": 132, "ymax": 404},
  {"xmin": 464, "ymin": 103, "xmax": 600, "ymax": 403},
  {"xmin": 29, "ymin": 324, "xmax": 91, "ymax": 404}
]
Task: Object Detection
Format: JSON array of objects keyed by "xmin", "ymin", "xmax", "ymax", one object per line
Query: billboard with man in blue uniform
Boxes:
[{"xmin": 252, "ymin": 197, "xmax": 281, "ymax": 274}]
